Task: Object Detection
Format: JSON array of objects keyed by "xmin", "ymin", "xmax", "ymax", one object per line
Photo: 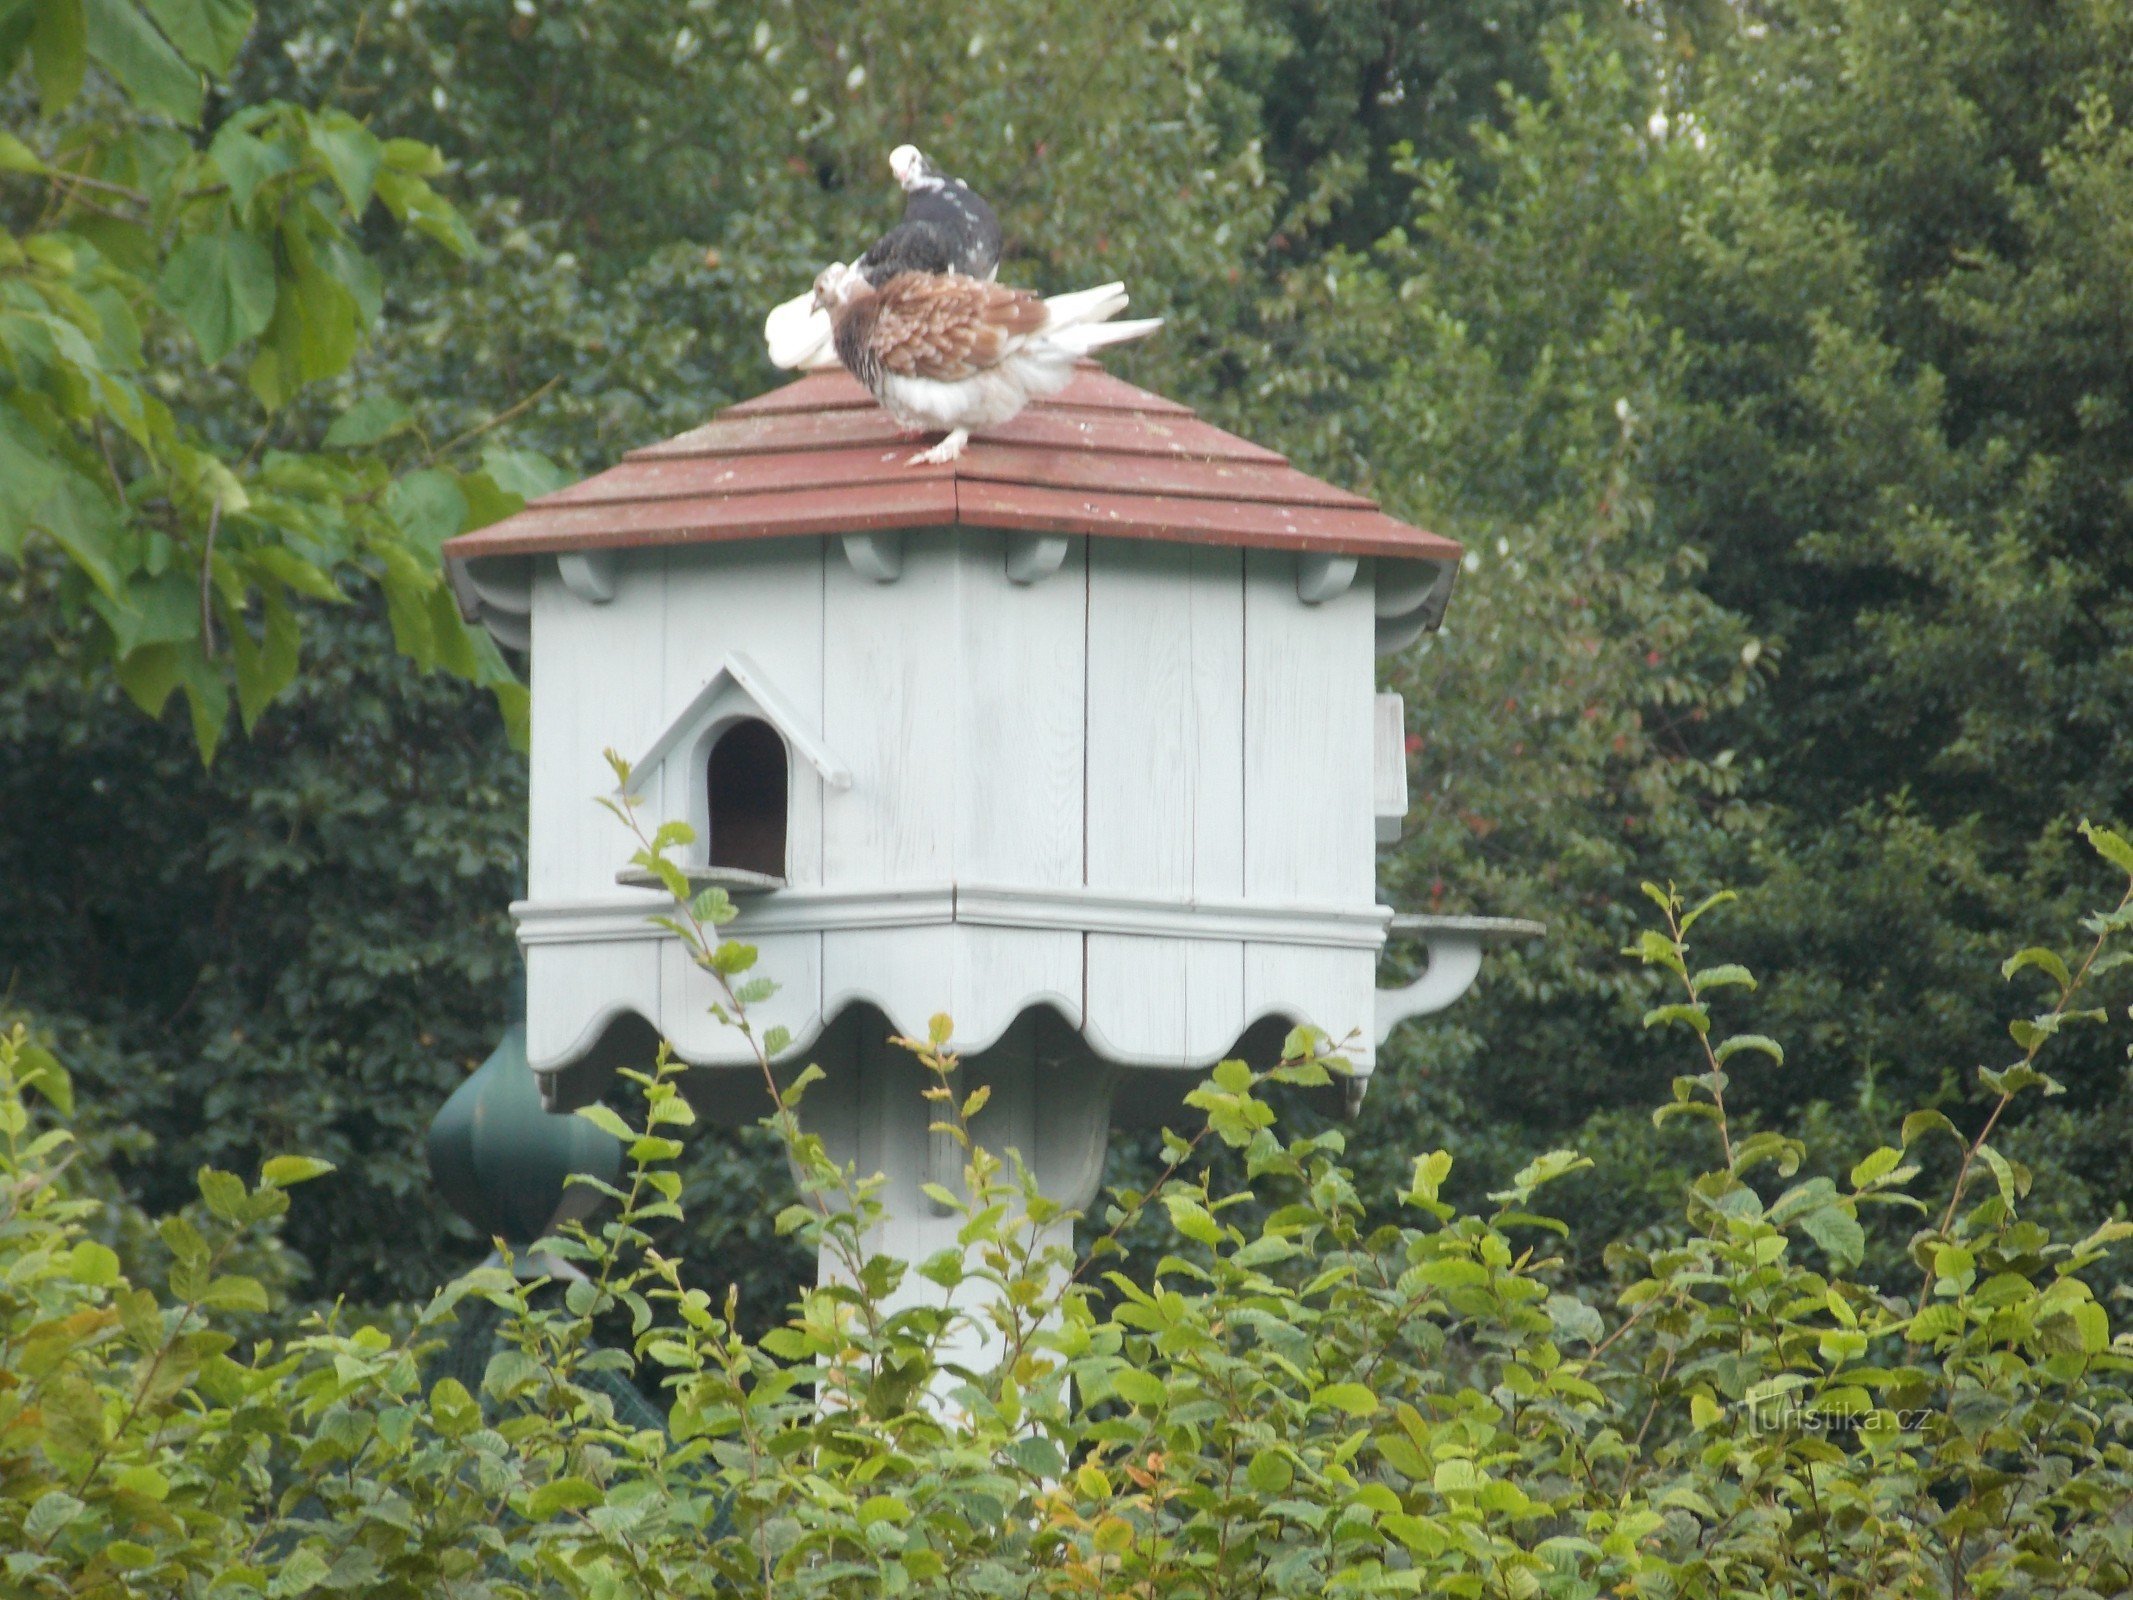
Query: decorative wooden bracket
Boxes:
[
  {"xmin": 842, "ymin": 531, "xmax": 905, "ymax": 583},
  {"xmin": 557, "ymin": 550, "xmax": 619, "ymax": 604},
  {"xmin": 1375, "ymin": 915, "xmax": 1546, "ymax": 1043},
  {"xmin": 1297, "ymin": 551, "xmax": 1359, "ymax": 604},
  {"xmin": 1005, "ymin": 532, "xmax": 1071, "ymax": 586}
]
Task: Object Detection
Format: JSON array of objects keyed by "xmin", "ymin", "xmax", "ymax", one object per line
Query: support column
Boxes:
[{"xmin": 799, "ymin": 1008, "xmax": 1114, "ymax": 1376}]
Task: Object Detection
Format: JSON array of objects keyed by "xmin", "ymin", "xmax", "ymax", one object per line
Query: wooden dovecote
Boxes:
[{"xmin": 445, "ymin": 366, "xmax": 1528, "ymax": 1349}]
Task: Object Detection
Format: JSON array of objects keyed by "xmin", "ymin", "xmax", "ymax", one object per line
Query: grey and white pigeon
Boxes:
[
  {"xmin": 856, "ymin": 144, "xmax": 1002, "ymax": 281},
  {"xmin": 765, "ymin": 145, "xmax": 1003, "ymax": 371},
  {"xmin": 811, "ymin": 264, "xmax": 1161, "ymax": 464}
]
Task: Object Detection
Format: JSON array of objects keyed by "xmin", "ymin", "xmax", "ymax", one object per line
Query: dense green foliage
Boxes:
[
  {"xmin": 6, "ymin": 832, "xmax": 2133, "ymax": 1596},
  {"xmin": 5, "ymin": 0, "xmax": 2133, "ymax": 1335}
]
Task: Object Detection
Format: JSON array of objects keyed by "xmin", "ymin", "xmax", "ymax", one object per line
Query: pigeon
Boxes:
[
  {"xmin": 764, "ymin": 144, "xmax": 1003, "ymax": 371},
  {"xmin": 812, "ymin": 263, "xmax": 1162, "ymax": 464},
  {"xmin": 856, "ymin": 144, "xmax": 1003, "ymax": 282}
]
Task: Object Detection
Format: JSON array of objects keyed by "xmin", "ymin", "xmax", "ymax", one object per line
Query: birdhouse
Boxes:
[{"xmin": 446, "ymin": 366, "xmax": 1531, "ymax": 1335}]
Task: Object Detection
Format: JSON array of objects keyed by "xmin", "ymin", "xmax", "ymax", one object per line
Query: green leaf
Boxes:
[
  {"xmin": 2002, "ymin": 946, "xmax": 2071, "ymax": 988},
  {"xmin": 200, "ymin": 1273, "xmax": 268, "ymax": 1311},
  {"xmin": 1976, "ymin": 1141, "xmax": 2019, "ymax": 1206},
  {"xmin": 1312, "ymin": 1382, "xmax": 1379, "ymax": 1417},
  {"xmin": 527, "ymin": 1476, "xmax": 603, "ymax": 1518},
  {"xmin": 85, "ymin": 0, "xmax": 203, "ymax": 123},
  {"xmin": 1162, "ymin": 1194, "xmax": 1223, "ymax": 1247},
  {"xmin": 68, "ymin": 1239, "xmax": 120, "ymax": 1286},
  {"xmin": 1407, "ymin": 1148, "xmax": 1453, "ymax": 1204},
  {"xmin": 209, "ymin": 120, "xmax": 294, "ymax": 215},
  {"xmin": 1691, "ymin": 963, "xmax": 1756, "ymax": 991},
  {"xmin": 1714, "ymin": 1033, "xmax": 1784, "ymax": 1066},
  {"xmin": 308, "ymin": 110, "xmax": 384, "ymax": 215},
  {"xmin": 230, "ymin": 589, "xmax": 300, "ymax": 731},
  {"xmin": 1433, "ymin": 1458, "xmax": 1479, "ymax": 1493},
  {"xmin": 387, "ymin": 469, "xmax": 468, "ymax": 559},
  {"xmin": 198, "ymin": 1164, "xmax": 247, "ymax": 1219},
  {"xmin": 0, "ymin": 131, "xmax": 49, "ymax": 173},
  {"xmin": 2081, "ymin": 819, "xmax": 2133, "ymax": 877},
  {"xmin": 260, "ymin": 1155, "xmax": 334, "ymax": 1188},
  {"xmin": 1901, "ymin": 1109, "xmax": 1961, "ymax": 1148},
  {"xmin": 24, "ymin": 1490, "xmax": 85, "ymax": 1541},
  {"xmin": 1795, "ymin": 1201, "xmax": 1864, "ymax": 1269},
  {"xmin": 481, "ymin": 446, "xmax": 571, "ymax": 500},
  {"xmin": 159, "ymin": 228, "xmax": 275, "ymax": 364},
  {"xmin": 574, "ymin": 1103, "xmax": 634, "ymax": 1141},
  {"xmin": 1546, "ymin": 1292, "xmax": 1605, "ymax": 1345},
  {"xmin": 1640, "ymin": 1002, "xmax": 1708, "ymax": 1034},
  {"xmin": 1246, "ymin": 1450, "xmax": 1293, "ymax": 1494},
  {"xmin": 1849, "ymin": 1146, "xmax": 1902, "ymax": 1189},
  {"xmin": 138, "ymin": 0, "xmax": 251, "ymax": 74},
  {"xmin": 30, "ymin": 0, "xmax": 87, "ymax": 113},
  {"xmin": 1112, "ymin": 1368, "xmax": 1165, "ymax": 1408},
  {"xmin": 113, "ymin": 1464, "xmax": 169, "ymax": 1501}
]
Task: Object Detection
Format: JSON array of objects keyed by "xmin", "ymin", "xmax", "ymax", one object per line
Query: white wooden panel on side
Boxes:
[
  {"xmin": 661, "ymin": 930, "xmax": 821, "ymax": 1069},
  {"xmin": 953, "ymin": 530, "xmax": 1086, "ymax": 886},
  {"xmin": 660, "ymin": 540, "xmax": 828, "ymax": 891},
  {"xmin": 1241, "ymin": 548, "xmax": 1375, "ymax": 904},
  {"xmin": 1085, "ymin": 542, "xmax": 1246, "ymax": 1063},
  {"xmin": 821, "ymin": 926, "xmax": 959, "ymax": 1042},
  {"xmin": 529, "ymin": 556, "xmax": 666, "ymax": 901},
  {"xmin": 951, "ymin": 926, "xmax": 1082, "ymax": 1052},
  {"xmin": 524, "ymin": 939, "xmax": 659, "ymax": 1074},
  {"xmin": 1242, "ymin": 943, "xmax": 1378, "ymax": 1076},
  {"xmin": 822, "ymin": 530, "xmax": 958, "ymax": 884}
]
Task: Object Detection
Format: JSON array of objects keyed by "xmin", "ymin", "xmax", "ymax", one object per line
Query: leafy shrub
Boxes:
[{"xmin": 5, "ymin": 816, "xmax": 2133, "ymax": 1595}]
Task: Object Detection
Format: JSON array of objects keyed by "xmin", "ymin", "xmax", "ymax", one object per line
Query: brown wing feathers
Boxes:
[{"xmin": 865, "ymin": 274, "xmax": 1046, "ymax": 381}]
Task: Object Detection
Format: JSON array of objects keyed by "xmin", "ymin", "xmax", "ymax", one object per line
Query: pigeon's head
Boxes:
[
  {"xmin": 811, "ymin": 262, "xmax": 861, "ymax": 311},
  {"xmin": 889, "ymin": 143, "xmax": 943, "ymax": 192}
]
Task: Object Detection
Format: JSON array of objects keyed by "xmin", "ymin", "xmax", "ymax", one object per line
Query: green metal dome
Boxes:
[{"xmin": 426, "ymin": 978, "xmax": 622, "ymax": 1248}]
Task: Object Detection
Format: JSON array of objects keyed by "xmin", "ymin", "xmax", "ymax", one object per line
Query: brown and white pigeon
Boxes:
[
  {"xmin": 812, "ymin": 265, "xmax": 1161, "ymax": 463},
  {"xmin": 764, "ymin": 144, "xmax": 1003, "ymax": 371}
]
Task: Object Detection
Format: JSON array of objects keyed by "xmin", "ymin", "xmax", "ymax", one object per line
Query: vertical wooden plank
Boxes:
[
  {"xmin": 1086, "ymin": 540, "xmax": 1194, "ymax": 895},
  {"xmin": 953, "ymin": 529, "xmax": 1086, "ymax": 886},
  {"xmin": 1242, "ymin": 548, "xmax": 1377, "ymax": 1059},
  {"xmin": 1373, "ymin": 691, "xmax": 1409, "ymax": 844},
  {"xmin": 1084, "ymin": 543, "xmax": 1245, "ymax": 1063},
  {"xmin": 821, "ymin": 529, "xmax": 959, "ymax": 883},
  {"xmin": 528, "ymin": 555, "xmax": 666, "ymax": 901},
  {"xmin": 1241, "ymin": 547, "xmax": 1375, "ymax": 903}
]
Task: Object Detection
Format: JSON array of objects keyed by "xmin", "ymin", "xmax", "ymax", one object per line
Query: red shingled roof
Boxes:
[{"xmin": 443, "ymin": 367, "xmax": 1461, "ymax": 566}]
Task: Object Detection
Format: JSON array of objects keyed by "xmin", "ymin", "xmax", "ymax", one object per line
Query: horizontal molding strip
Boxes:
[{"xmin": 513, "ymin": 883, "xmax": 1392, "ymax": 950}]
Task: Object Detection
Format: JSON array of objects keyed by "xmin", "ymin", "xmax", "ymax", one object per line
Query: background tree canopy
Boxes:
[{"xmin": 3, "ymin": 0, "xmax": 2129, "ymax": 1319}]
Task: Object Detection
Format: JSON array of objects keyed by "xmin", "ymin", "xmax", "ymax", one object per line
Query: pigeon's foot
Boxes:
[{"xmin": 908, "ymin": 428, "xmax": 969, "ymax": 466}]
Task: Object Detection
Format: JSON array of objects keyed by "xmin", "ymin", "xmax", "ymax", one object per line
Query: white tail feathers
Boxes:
[
  {"xmin": 1055, "ymin": 315, "xmax": 1164, "ymax": 355},
  {"xmin": 764, "ymin": 291, "xmax": 839, "ymax": 371},
  {"xmin": 1038, "ymin": 281, "xmax": 1162, "ymax": 357},
  {"xmin": 1039, "ymin": 281, "xmax": 1130, "ymax": 331}
]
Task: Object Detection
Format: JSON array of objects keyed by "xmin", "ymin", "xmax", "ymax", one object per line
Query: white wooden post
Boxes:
[{"xmin": 797, "ymin": 1009, "xmax": 1112, "ymax": 1378}]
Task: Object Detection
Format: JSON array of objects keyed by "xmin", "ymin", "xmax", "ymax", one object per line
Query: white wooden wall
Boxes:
[{"xmin": 519, "ymin": 529, "xmax": 1389, "ymax": 1097}]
